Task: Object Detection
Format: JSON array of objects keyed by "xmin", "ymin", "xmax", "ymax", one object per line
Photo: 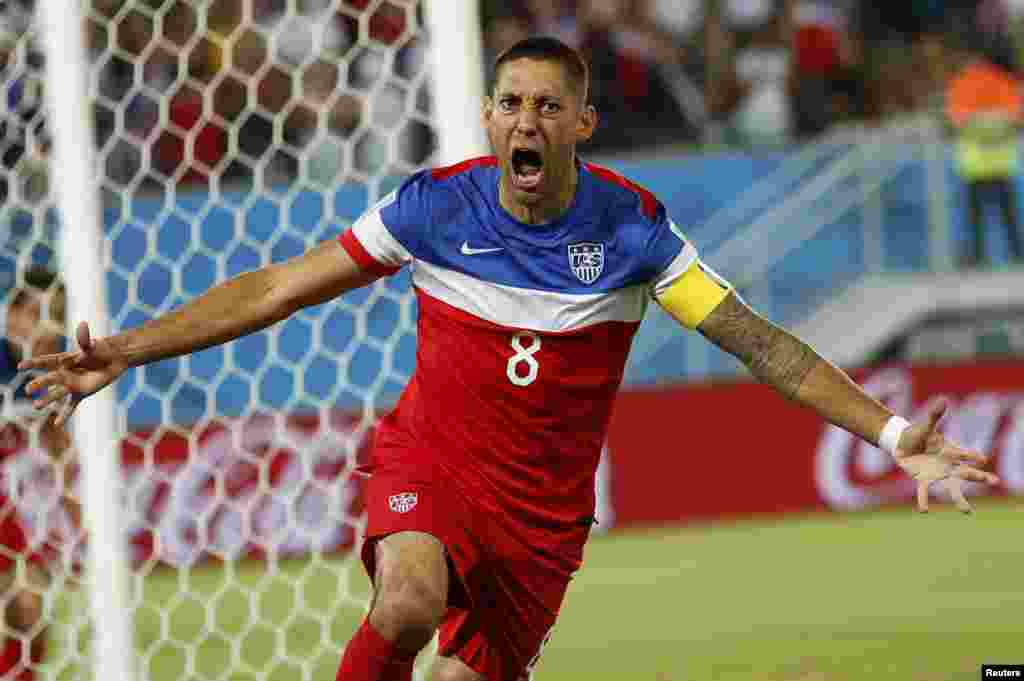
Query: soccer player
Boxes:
[
  {"xmin": 21, "ymin": 38, "xmax": 998, "ymax": 681},
  {"xmin": 0, "ymin": 265, "xmax": 75, "ymax": 681}
]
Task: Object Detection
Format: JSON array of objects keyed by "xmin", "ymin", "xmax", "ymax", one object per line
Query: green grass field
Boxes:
[{"xmin": 44, "ymin": 497, "xmax": 1022, "ymax": 680}]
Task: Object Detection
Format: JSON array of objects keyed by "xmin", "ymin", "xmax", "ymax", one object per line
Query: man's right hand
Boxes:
[{"xmin": 18, "ymin": 321, "xmax": 127, "ymax": 427}]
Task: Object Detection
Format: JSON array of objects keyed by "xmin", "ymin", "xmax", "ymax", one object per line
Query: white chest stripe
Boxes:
[{"xmin": 412, "ymin": 260, "xmax": 649, "ymax": 333}]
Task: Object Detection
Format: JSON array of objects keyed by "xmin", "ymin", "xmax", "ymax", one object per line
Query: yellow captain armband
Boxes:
[{"xmin": 655, "ymin": 260, "xmax": 732, "ymax": 329}]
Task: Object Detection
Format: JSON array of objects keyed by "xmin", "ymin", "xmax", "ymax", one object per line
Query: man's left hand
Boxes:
[{"xmin": 895, "ymin": 401, "xmax": 1000, "ymax": 513}]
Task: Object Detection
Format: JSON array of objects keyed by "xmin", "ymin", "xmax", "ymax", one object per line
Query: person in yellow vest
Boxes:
[{"xmin": 947, "ymin": 45, "xmax": 1023, "ymax": 266}]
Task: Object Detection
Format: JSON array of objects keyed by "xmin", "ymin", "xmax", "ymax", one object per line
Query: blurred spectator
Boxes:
[
  {"xmin": 791, "ymin": 0, "xmax": 864, "ymax": 138},
  {"xmin": 707, "ymin": 0, "xmax": 795, "ymax": 147},
  {"xmin": 578, "ymin": 0, "xmax": 700, "ymax": 149},
  {"xmin": 226, "ymin": 0, "xmax": 355, "ymax": 182},
  {"xmin": 293, "ymin": 60, "xmax": 364, "ymax": 186},
  {"xmin": 0, "ymin": 0, "xmax": 46, "ymax": 206},
  {"xmin": 591, "ymin": 0, "xmax": 708, "ymax": 141},
  {"xmin": 340, "ymin": 0, "xmax": 433, "ymax": 176},
  {"xmin": 483, "ymin": 10, "xmax": 532, "ymax": 73},
  {"xmin": 86, "ymin": 0, "xmax": 433, "ymax": 188},
  {"xmin": 643, "ymin": 0, "xmax": 709, "ymax": 127},
  {"xmin": 482, "ymin": 0, "xmax": 704, "ymax": 150},
  {"xmin": 946, "ymin": 36, "xmax": 1024, "ymax": 266},
  {"xmin": 524, "ymin": 0, "xmax": 583, "ymax": 47},
  {"xmin": 0, "ymin": 264, "xmax": 71, "ymax": 681},
  {"xmin": 646, "ymin": 0, "xmax": 705, "ymax": 43},
  {"xmin": 70, "ymin": 0, "xmax": 1024, "ymax": 181},
  {"xmin": 87, "ymin": 0, "xmax": 227, "ymax": 188}
]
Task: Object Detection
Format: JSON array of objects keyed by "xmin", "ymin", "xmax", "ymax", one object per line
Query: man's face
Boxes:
[{"xmin": 484, "ymin": 58, "xmax": 595, "ymax": 206}]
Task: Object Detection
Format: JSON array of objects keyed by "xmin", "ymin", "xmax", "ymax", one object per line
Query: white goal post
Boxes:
[
  {"xmin": 39, "ymin": 1, "xmax": 135, "ymax": 679},
  {"xmin": 422, "ymin": 0, "xmax": 488, "ymax": 165},
  {"xmin": 18, "ymin": 1, "xmax": 485, "ymax": 680}
]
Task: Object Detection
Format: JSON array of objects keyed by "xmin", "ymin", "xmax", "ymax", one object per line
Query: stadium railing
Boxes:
[{"xmin": 623, "ymin": 114, "xmax": 962, "ymax": 385}]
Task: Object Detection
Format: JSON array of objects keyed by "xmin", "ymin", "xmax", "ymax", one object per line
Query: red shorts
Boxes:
[{"xmin": 361, "ymin": 462, "xmax": 582, "ymax": 680}]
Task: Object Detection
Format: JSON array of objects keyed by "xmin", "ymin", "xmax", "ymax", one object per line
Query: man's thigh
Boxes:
[
  {"xmin": 431, "ymin": 656, "xmax": 531, "ymax": 681},
  {"xmin": 437, "ymin": 559, "xmax": 569, "ymax": 681},
  {"xmin": 430, "ymin": 655, "xmax": 484, "ymax": 681},
  {"xmin": 360, "ymin": 469, "xmax": 481, "ymax": 611},
  {"xmin": 368, "ymin": 531, "xmax": 448, "ymax": 606}
]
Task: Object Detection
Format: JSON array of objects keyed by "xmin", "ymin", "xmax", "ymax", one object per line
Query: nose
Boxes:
[{"xmin": 514, "ymin": 107, "xmax": 539, "ymax": 136}]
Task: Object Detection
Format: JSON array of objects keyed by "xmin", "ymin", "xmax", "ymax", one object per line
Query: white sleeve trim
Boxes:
[
  {"xmin": 350, "ymin": 191, "xmax": 412, "ymax": 267},
  {"xmin": 650, "ymin": 242, "xmax": 698, "ymax": 297}
]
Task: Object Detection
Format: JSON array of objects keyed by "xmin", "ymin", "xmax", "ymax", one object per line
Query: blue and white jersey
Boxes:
[
  {"xmin": 339, "ymin": 156, "xmax": 704, "ymax": 569},
  {"xmin": 344, "ymin": 156, "xmax": 696, "ymax": 324}
]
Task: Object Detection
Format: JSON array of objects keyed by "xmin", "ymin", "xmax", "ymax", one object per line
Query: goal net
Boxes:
[{"xmin": 1, "ymin": 1, "xmax": 451, "ymax": 679}]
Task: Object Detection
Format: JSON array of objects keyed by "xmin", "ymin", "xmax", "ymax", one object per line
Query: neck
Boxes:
[{"xmin": 500, "ymin": 163, "xmax": 578, "ymax": 225}]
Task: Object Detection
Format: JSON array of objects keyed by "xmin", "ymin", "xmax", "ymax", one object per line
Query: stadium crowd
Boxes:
[
  {"xmin": 81, "ymin": 0, "xmax": 433, "ymax": 190},
  {"xmin": 0, "ymin": 0, "xmax": 1022, "ymax": 181},
  {"xmin": 483, "ymin": 0, "xmax": 1023, "ymax": 151}
]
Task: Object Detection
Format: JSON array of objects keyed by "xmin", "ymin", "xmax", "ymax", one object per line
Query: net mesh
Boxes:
[{"xmin": 0, "ymin": 1, "xmax": 436, "ymax": 678}]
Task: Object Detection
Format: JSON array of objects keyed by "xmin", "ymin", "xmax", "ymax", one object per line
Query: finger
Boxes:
[
  {"xmin": 54, "ymin": 403, "xmax": 68, "ymax": 428},
  {"xmin": 942, "ymin": 445, "xmax": 988, "ymax": 467},
  {"xmin": 55, "ymin": 398, "xmax": 77, "ymax": 428},
  {"xmin": 924, "ymin": 400, "xmax": 947, "ymax": 435},
  {"xmin": 25, "ymin": 371, "xmax": 69, "ymax": 396},
  {"xmin": 916, "ymin": 479, "xmax": 930, "ymax": 513},
  {"xmin": 941, "ymin": 477, "xmax": 973, "ymax": 514},
  {"xmin": 18, "ymin": 352, "xmax": 76, "ymax": 371},
  {"xmin": 77, "ymin": 322, "xmax": 92, "ymax": 352},
  {"xmin": 33, "ymin": 393, "xmax": 65, "ymax": 412},
  {"xmin": 34, "ymin": 385, "xmax": 69, "ymax": 410},
  {"xmin": 955, "ymin": 466, "xmax": 1000, "ymax": 486}
]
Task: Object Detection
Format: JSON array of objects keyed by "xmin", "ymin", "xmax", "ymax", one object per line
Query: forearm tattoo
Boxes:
[{"xmin": 698, "ymin": 293, "xmax": 819, "ymax": 400}]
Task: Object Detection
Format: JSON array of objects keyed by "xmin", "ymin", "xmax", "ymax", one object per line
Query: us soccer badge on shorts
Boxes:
[
  {"xmin": 388, "ymin": 492, "xmax": 418, "ymax": 514},
  {"xmin": 568, "ymin": 242, "xmax": 604, "ymax": 284}
]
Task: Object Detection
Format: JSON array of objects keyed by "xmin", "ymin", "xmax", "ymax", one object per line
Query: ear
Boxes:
[{"xmin": 576, "ymin": 104, "xmax": 597, "ymax": 142}]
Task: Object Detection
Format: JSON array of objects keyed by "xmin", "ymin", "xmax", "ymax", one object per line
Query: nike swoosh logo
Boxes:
[{"xmin": 460, "ymin": 241, "xmax": 504, "ymax": 256}]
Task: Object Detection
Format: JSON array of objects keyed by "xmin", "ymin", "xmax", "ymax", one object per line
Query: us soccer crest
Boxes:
[
  {"xmin": 568, "ymin": 242, "xmax": 604, "ymax": 284},
  {"xmin": 388, "ymin": 492, "xmax": 418, "ymax": 513}
]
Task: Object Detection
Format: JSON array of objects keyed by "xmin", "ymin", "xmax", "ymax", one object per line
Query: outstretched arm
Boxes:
[
  {"xmin": 696, "ymin": 292, "xmax": 890, "ymax": 444},
  {"xmin": 95, "ymin": 239, "xmax": 374, "ymax": 368},
  {"xmin": 692, "ymin": 292, "xmax": 998, "ymax": 511},
  {"xmin": 21, "ymin": 239, "xmax": 378, "ymax": 424}
]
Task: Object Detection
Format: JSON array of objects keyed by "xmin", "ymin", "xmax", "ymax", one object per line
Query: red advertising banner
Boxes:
[
  {"xmin": 605, "ymin": 361, "xmax": 1024, "ymax": 528},
  {"xmin": 2, "ymin": 360, "xmax": 1022, "ymax": 566}
]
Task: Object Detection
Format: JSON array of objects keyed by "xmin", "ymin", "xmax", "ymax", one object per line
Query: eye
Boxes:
[
  {"xmin": 541, "ymin": 102, "xmax": 561, "ymax": 114},
  {"xmin": 498, "ymin": 98, "xmax": 517, "ymax": 113}
]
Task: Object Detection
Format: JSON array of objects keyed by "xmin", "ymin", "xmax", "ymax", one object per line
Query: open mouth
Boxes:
[{"xmin": 511, "ymin": 148, "xmax": 544, "ymax": 192}]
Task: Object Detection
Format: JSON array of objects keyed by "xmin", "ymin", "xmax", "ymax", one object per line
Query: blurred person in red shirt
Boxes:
[
  {"xmin": 791, "ymin": 0, "xmax": 864, "ymax": 138},
  {"xmin": 578, "ymin": 0, "xmax": 703, "ymax": 149}
]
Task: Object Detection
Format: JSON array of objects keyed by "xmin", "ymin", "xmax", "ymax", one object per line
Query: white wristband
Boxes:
[{"xmin": 879, "ymin": 415, "xmax": 911, "ymax": 455}]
